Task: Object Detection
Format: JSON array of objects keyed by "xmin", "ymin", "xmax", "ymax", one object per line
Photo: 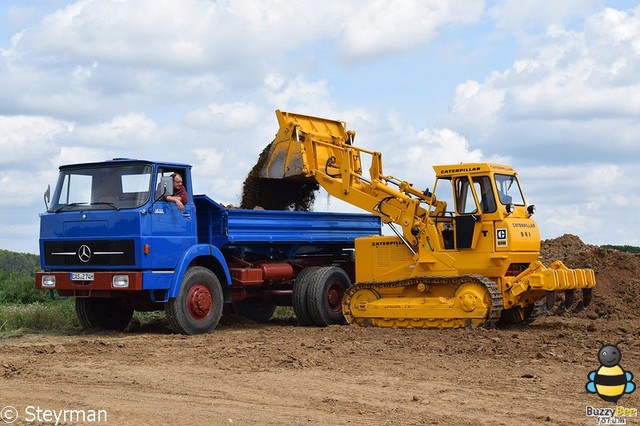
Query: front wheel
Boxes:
[
  {"xmin": 75, "ymin": 297, "xmax": 133, "ymax": 331},
  {"xmin": 166, "ymin": 266, "xmax": 224, "ymax": 335}
]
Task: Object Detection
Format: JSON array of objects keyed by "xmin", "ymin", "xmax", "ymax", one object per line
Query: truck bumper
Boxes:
[{"xmin": 36, "ymin": 271, "xmax": 143, "ymax": 296}]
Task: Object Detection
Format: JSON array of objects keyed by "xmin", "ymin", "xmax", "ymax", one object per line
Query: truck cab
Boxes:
[{"xmin": 42, "ymin": 159, "xmax": 196, "ymax": 273}]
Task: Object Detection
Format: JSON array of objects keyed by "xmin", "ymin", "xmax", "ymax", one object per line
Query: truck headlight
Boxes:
[
  {"xmin": 112, "ymin": 275, "xmax": 130, "ymax": 288},
  {"xmin": 41, "ymin": 275, "xmax": 56, "ymax": 288}
]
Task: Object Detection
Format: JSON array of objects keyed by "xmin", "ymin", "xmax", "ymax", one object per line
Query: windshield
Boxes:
[
  {"xmin": 494, "ymin": 174, "xmax": 525, "ymax": 206},
  {"xmin": 50, "ymin": 164, "xmax": 152, "ymax": 212}
]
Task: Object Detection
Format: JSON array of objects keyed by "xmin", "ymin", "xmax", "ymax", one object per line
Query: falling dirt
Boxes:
[
  {"xmin": 1, "ymin": 235, "xmax": 639, "ymax": 425},
  {"xmin": 240, "ymin": 143, "xmax": 319, "ymax": 211}
]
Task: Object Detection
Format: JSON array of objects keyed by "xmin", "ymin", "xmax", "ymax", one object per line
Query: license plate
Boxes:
[{"xmin": 70, "ymin": 272, "xmax": 94, "ymax": 281}]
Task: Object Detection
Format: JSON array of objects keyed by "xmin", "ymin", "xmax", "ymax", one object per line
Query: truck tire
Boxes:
[
  {"xmin": 75, "ymin": 297, "xmax": 133, "ymax": 331},
  {"xmin": 307, "ymin": 266, "xmax": 351, "ymax": 327},
  {"xmin": 232, "ymin": 298, "xmax": 277, "ymax": 323},
  {"xmin": 165, "ymin": 266, "xmax": 223, "ymax": 335},
  {"xmin": 292, "ymin": 266, "xmax": 321, "ymax": 326}
]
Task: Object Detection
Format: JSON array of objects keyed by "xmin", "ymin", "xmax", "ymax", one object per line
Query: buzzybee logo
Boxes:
[
  {"xmin": 586, "ymin": 341, "xmax": 635, "ymax": 403},
  {"xmin": 585, "ymin": 341, "xmax": 637, "ymax": 424}
]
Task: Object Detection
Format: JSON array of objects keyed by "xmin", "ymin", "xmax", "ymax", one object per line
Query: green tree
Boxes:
[{"xmin": 0, "ymin": 249, "xmax": 47, "ymax": 304}]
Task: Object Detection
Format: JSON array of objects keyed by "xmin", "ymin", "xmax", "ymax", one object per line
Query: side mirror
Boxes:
[
  {"xmin": 44, "ymin": 185, "xmax": 51, "ymax": 210},
  {"xmin": 527, "ymin": 205, "xmax": 536, "ymax": 216},
  {"xmin": 159, "ymin": 176, "xmax": 174, "ymax": 198}
]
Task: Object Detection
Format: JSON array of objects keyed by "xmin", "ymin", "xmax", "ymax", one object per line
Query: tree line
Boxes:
[
  {"xmin": 601, "ymin": 245, "xmax": 640, "ymax": 254},
  {"xmin": 0, "ymin": 249, "xmax": 40, "ymax": 275},
  {"xmin": 0, "ymin": 249, "xmax": 49, "ymax": 304}
]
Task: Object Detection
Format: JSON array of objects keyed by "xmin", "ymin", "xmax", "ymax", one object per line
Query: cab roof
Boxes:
[
  {"xmin": 58, "ymin": 158, "xmax": 192, "ymax": 171},
  {"xmin": 432, "ymin": 163, "xmax": 516, "ymax": 177}
]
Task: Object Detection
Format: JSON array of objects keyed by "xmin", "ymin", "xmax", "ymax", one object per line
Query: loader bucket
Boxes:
[
  {"xmin": 258, "ymin": 110, "xmax": 353, "ymax": 180},
  {"xmin": 258, "ymin": 136, "xmax": 307, "ymax": 179}
]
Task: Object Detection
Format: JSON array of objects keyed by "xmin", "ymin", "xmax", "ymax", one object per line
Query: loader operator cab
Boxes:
[{"xmin": 430, "ymin": 164, "xmax": 526, "ymax": 250}]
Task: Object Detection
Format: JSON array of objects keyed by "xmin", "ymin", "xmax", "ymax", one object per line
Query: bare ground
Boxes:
[{"xmin": 1, "ymin": 235, "xmax": 639, "ymax": 425}]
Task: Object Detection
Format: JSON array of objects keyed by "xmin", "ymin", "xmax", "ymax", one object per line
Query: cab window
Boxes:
[
  {"xmin": 456, "ymin": 176, "xmax": 496, "ymax": 214},
  {"xmin": 155, "ymin": 168, "xmax": 188, "ymax": 201},
  {"xmin": 494, "ymin": 174, "xmax": 525, "ymax": 206}
]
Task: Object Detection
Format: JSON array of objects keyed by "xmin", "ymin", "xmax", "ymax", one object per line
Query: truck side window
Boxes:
[{"xmin": 155, "ymin": 168, "xmax": 188, "ymax": 202}]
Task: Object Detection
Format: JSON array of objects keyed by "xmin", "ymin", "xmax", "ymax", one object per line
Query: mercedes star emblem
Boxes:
[{"xmin": 78, "ymin": 245, "xmax": 92, "ymax": 263}]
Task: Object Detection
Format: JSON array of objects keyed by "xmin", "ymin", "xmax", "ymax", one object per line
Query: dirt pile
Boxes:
[
  {"xmin": 240, "ymin": 144, "xmax": 319, "ymax": 210},
  {"xmin": 541, "ymin": 234, "xmax": 640, "ymax": 322}
]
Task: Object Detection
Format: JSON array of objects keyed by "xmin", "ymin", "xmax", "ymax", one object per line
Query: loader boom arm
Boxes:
[{"xmin": 259, "ymin": 110, "xmax": 440, "ymax": 246}]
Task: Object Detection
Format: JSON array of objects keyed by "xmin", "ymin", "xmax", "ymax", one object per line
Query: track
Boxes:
[{"xmin": 342, "ymin": 275, "xmax": 503, "ymax": 329}]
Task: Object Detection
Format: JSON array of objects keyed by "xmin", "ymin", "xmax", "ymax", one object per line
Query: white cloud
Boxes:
[
  {"xmin": 489, "ymin": 0, "xmax": 603, "ymax": 32},
  {"xmin": 69, "ymin": 113, "xmax": 159, "ymax": 148},
  {"xmin": 444, "ymin": 6, "xmax": 640, "ymax": 153},
  {"xmin": 264, "ymin": 73, "xmax": 333, "ymax": 113},
  {"xmin": 14, "ymin": 0, "xmax": 485, "ymax": 65},
  {"xmin": 337, "ymin": 0, "xmax": 484, "ymax": 60},
  {"xmin": 185, "ymin": 102, "xmax": 262, "ymax": 131},
  {"xmin": 0, "ymin": 115, "xmax": 73, "ymax": 168}
]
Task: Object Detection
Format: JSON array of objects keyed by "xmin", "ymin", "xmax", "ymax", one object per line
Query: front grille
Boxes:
[{"xmin": 44, "ymin": 240, "xmax": 135, "ymax": 266}]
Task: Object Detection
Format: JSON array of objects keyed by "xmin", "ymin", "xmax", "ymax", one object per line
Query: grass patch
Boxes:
[
  {"xmin": 0, "ymin": 302, "xmax": 299, "ymax": 337},
  {"xmin": 273, "ymin": 305, "xmax": 295, "ymax": 320},
  {"xmin": 0, "ymin": 300, "xmax": 78, "ymax": 336}
]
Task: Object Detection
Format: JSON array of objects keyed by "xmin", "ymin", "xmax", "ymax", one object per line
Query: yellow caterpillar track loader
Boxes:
[{"xmin": 259, "ymin": 110, "xmax": 595, "ymax": 328}]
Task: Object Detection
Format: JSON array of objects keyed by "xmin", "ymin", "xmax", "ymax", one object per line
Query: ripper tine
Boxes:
[
  {"xmin": 545, "ymin": 291, "xmax": 556, "ymax": 310},
  {"xmin": 582, "ymin": 288, "xmax": 593, "ymax": 307},
  {"xmin": 564, "ymin": 289, "xmax": 576, "ymax": 309}
]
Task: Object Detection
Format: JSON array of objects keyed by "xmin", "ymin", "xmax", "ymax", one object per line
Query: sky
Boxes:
[{"xmin": 1, "ymin": 0, "xmax": 639, "ymax": 254}]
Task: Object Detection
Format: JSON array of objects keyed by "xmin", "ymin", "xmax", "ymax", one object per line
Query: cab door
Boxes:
[{"xmin": 150, "ymin": 168, "xmax": 196, "ymax": 267}]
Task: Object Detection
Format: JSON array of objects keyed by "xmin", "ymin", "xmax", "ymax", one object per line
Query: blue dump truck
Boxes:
[{"xmin": 35, "ymin": 159, "xmax": 381, "ymax": 334}]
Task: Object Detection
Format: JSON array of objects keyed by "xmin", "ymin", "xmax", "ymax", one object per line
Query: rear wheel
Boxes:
[
  {"xmin": 292, "ymin": 267, "xmax": 321, "ymax": 326},
  {"xmin": 232, "ymin": 298, "xmax": 277, "ymax": 323},
  {"xmin": 307, "ymin": 266, "xmax": 352, "ymax": 327},
  {"xmin": 75, "ymin": 297, "xmax": 133, "ymax": 331},
  {"xmin": 166, "ymin": 266, "xmax": 223, "ymax": 335}
]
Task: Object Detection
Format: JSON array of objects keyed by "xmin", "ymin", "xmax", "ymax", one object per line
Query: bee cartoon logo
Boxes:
[{"xmin": 586, "ymin": 341, "xmax": 636, "ymax": 403}]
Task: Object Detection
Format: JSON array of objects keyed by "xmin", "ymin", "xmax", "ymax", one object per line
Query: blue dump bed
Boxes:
[{"xmin": 194, "ymin": 195, "xmax": 381, "ymax": 250}]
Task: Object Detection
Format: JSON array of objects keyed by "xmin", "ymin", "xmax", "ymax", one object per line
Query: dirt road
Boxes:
[
  {"xmin": 1, "ymin": 236, "xmax": 639, "ymax": 425},
  {"xmin": 1, "ymin": 313, "xmax": 638, "ymax": 426}
]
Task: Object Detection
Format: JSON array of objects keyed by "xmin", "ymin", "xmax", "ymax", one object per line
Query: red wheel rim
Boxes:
[
  {"xmin": 186, "ymin": 283, "xmax": 213, "ymax": 320},
  {"xmin": 326, "ymin": 282, "xmax": 344, "ymax": 314}
]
